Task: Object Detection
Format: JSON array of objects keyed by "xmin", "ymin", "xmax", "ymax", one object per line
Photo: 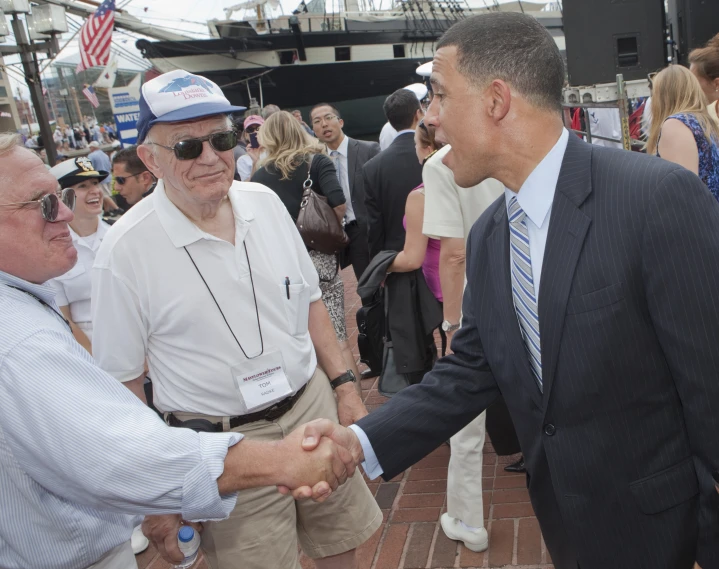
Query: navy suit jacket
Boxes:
[{"xmin": 356, "ymin": 135, "xmax": 719, "ymax": 569}]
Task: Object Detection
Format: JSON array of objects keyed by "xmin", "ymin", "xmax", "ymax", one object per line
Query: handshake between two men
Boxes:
[{"xmin": 143, "ymin": 419, "xmax": 364, "ymax": 563}]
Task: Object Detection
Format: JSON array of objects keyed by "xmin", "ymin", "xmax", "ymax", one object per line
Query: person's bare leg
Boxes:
[{"xmin": 314, "ymin": 549, "xmax": 358, "ymax": 569}]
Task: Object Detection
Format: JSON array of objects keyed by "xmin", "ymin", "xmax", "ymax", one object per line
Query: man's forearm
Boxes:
[
  {"xmin": 439, "ymin": 237, "xmax": 466, "ymax": 325},
  {"xmin": 308, "ymin": 299, "xmax": 347, "ymax": 380},
  {"xmin": 218, "ymin": 439, "xmax": 282, "ymax": 493}
]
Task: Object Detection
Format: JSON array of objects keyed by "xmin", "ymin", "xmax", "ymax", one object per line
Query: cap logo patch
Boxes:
[
  {"xmin": 76, "ymin": 157, "xmax": 94, "ymax": 172},
  {"xmin": 158, "ymin": 75, "xmax": 216, "ymax": 100}
]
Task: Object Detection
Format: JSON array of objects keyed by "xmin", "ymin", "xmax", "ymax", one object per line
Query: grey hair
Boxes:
[
  {"xmin": 0, "ymin": 133, "xmax": 21, "ymax": 157},
  {"xmin": 436, "ymin": 13, "xmax": 565, "ymax": 112}
]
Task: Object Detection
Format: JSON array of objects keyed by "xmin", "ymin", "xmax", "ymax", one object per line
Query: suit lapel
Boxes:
[
  {"xmin": 347, "ymin": 137, "xmax": 359, "ymax": 195},
  {"xmin": 488, "ymin": 206, "xmax": 544, "ymax": 410},
  {"xmin": 537, "ymin": 135, "xmax": 593, "ymax": 407}
]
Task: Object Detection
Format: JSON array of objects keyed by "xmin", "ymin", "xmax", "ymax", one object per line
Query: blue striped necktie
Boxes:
[
  {"xmin": 330, "ymin": 150, "xmax": 343, "ymax": 184},
  {"xmin": 508, "ymin": 196, "xmax": 543, "ymax": 391}
]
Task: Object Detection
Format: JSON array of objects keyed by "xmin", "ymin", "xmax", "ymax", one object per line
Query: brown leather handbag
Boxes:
[{"xmin": 296, "ymin": 155, "xmax": 349, "ymax": 255}]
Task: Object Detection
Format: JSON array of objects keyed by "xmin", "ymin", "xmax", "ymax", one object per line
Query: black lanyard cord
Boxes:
[
  {"xmin": 184, "ymin": 241, "xmax": 264, "ymax": 360},
  {"xmin": 5, "ymin": 285, "xmax": 72, "ymax": 332}
]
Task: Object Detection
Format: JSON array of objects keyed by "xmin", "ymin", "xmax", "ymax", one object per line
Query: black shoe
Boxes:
[
  {"xmin": 360, "ymin": 369, "xmax": 380, "ymax": 380},
  {"xmin": 504, "ymin": 457, "xmax": 525, "ymax": 473}
]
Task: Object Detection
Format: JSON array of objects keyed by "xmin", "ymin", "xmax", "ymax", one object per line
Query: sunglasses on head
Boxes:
[
  {"xmin": 114, "ymin": 171, "xmax": 148, "ymax": 185},
  {"xmin": 147, "ymin": 130, "xmax": 237, "ymax": 161},
  {"xmin": 0, "ymin": 188, "xmax": 76, "ymax": 222}
]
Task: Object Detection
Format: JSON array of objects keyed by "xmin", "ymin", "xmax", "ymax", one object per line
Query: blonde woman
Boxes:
[
  {"xmin": 689, "ymin": 32, "xmax": 719, "ymax": 125},
  {"xmin": 252, "ymin": 111, "xmax": 360, "ymax": 380},
  {"xmin": 647, "ymin": 65, "xmax": 719, "ymax": 200}
]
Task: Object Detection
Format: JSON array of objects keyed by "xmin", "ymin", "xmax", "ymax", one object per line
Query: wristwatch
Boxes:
[
  {"xmin": 441, "ymin": 320, "xmax": 460, "ymax": 333},
  {"xmin": 330, "ymin": 370, "xmax": 357, "ymax": 390}
]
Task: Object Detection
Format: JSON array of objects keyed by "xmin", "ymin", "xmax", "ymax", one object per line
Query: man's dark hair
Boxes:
[
  {"xmin": 112, "ymin": 145, "xmax": 146, "ymax": 174},
  {"xmin": 310, "ymin": 103, "xmax": 342, "ymax": 120},
  {"xmin": 383, "ymin": 89, "xmax": 421, "ymax": 131},
  {"xmin": 437, "ymin": 12, "xmax": 565, "ymax": 112}
]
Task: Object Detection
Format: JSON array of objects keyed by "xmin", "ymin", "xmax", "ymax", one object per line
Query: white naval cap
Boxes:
[
  {"xmin": 416, "ymin": 61, "xmax": 432, "ymax": 77},
  {"xmin": 403, "ymin": 83, "xmax": 429, "ymax": 101}
]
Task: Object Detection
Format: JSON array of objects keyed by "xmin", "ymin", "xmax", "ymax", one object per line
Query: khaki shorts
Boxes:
[{"xmin": 196, "ymin": 368, "xmax": 382, "ymax": 569}]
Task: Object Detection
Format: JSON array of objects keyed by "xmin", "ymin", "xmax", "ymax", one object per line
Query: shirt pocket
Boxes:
[{"xmin": 280, "ymin": 279, "xmax": 311, "ymax": 337}]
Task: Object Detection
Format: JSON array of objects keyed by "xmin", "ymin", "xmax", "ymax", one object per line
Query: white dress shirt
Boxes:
[
  {"xmin": 0, "ymin": 270, "xmax": 241, "ymax": 569},
  {"xmin": 379, "ymin": 122, "xmax": 397, "ymax": 150},
  {"xmin": 330, "ymin": 135, "xmax": 355, "ymax": 222},
  {"xmin": 350, "ymin": 128, "xmax": 571, "ymax": 479},
  {"xmin": 92, "ymin": 180, "xmax": 322, "ymax": 416},
  {"xmin": 47, "ymin": 219, "xmax": 110, "ymax": 341}
]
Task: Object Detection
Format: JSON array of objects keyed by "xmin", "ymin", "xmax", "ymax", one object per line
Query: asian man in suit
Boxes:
[
  {"xmin": 311, "ymin": 103, "xmax": 381, "ymax": 279},
  {"xmin": 362, "ymin": 89, "xmax": 424, "ymax": 259},
  {"xmin": 293, "ymin": 12, "xmax": 719, "ymax": 569}
]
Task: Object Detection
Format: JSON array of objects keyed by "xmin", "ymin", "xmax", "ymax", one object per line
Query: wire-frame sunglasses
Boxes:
[{"xmin": 0, "ymin": 188, "xmax": 76, "ymax": 222}]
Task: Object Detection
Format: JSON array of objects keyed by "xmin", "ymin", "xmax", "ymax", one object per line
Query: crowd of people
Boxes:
[{"xmin": 1, "ymin": 11, "xmax": 719, "ymax": 569}]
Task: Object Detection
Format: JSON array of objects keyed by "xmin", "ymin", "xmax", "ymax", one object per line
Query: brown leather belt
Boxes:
[{"xmin": 166, "ymin": 383, "xmax": 307, "ymax": 432}]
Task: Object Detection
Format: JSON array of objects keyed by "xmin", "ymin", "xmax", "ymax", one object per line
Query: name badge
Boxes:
[{"xmin": 232, "ymin": 349, "xmax": 293, "ymax": 412}]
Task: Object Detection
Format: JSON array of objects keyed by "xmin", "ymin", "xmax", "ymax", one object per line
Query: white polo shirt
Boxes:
[
  {"xmin": 91, "ymin": 180, "xmax": 321, "ymax": 416},
  {"xmin": 47, "ymin": 219, "xmax": 110, "ymax": 341}
]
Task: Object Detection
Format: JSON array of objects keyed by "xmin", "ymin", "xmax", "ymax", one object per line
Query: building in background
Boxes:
[{"xmin": 0, "ymin": 56, "xmax": 21, "ymax": 132}]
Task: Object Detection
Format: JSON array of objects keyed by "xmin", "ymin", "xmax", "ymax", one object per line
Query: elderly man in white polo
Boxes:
[{"xmin": 91, "ymin": 70, "xmax": 381, "ymax": 569}]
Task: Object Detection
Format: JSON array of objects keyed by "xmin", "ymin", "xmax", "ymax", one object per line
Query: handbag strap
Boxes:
[{"xmin": 303, "ymin": 154, "xmax": 315, "ymax": 191}]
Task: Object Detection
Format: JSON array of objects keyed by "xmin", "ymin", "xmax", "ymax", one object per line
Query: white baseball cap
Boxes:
[{"xmin": 137, "ymin": 69, "xmax": 246, "ymax": 142}]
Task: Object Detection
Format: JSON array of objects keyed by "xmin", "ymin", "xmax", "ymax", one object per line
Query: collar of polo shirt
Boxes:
[{"xmin": 153, "ymin": 180, "xmax": 256, "ymax": 248}]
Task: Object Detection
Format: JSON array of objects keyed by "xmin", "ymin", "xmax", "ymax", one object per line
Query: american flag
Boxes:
[
  {"xmin": 76, "ymin": 0, "xmax": 116, "ymax": 73},
  {"xmin": 82, "ymin": 85, "xmax": 100, "ymax": 108}
]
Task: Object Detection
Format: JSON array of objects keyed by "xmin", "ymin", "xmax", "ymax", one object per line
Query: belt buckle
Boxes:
[{"xmin": 263, "ymin": 399, "xmax": 290, "ymax": 422}]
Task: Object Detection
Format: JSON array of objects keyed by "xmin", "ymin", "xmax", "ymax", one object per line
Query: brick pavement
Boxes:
[{"xmin": 137, "ymin": 268, "xmax": 553, "ymax": 569}]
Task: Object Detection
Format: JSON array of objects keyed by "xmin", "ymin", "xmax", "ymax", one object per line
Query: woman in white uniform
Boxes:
[
  {"xmin": 48, "ymin": 157, "xmax": 150, "ymax": 556},
  {"xmin": 48, "ymin": 157, "xmax": 111, "ymax": 351}
]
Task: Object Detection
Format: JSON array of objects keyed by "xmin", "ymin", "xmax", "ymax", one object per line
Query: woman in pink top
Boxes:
[{"xmin": 388, "ymin": 120, "xmax": 443, "ymax": 302}]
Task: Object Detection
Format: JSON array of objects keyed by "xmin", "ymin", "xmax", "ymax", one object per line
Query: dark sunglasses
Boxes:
[
  {"xmin": 0, "ymin": 188, "xmax": 76, "ymax": 222},
  {"xmin": 244, "ymin": 125, "xmax": 260, "ymax": 134},
  {"xmin": 418, "ymin": 119, "xmax": 428, "ymax": 132},
  {"xmin": 147, "ymin": 130, "xmax": 237, "ymax": 161},
  {"xmin": 114, "ymin": 171, "xmax": 148, "ymax": 185}
]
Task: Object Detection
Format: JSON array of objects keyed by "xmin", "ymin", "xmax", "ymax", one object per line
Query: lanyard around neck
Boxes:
[
  {"xmin": 5, "ymin": 285, "xmax": 72, "ymax": 332},
  {"xmin": 184, "ymin": 241, "xmax": 264, "ymax": 360}
]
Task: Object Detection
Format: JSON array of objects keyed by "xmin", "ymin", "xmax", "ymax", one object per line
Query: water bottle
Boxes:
[{"xmin": 173, "ymin": 526, "xmax": 201, "ymax": 569}]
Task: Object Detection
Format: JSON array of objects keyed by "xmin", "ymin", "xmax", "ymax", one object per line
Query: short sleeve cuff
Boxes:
[
  {"xmin": 422, "ymin": 221, "xmax": 464, "ymax": 240},
  {"xmin": 181, "ymin": 432, "xmax": 243, "ymax": 521},
  {"xmin": 348, "ymin": 424, "xmax": 384, "ymax": 480}
]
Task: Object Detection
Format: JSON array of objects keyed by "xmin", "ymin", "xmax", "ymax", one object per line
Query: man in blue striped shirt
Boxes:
[{"xmin": 0, "ymin": 134, "xmax": 354, "ymax": 569}]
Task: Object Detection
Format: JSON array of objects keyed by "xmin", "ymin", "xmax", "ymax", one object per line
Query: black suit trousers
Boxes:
[{"xmin": 344, "ymin": 220, "xmax": 371, "ymax": 281}]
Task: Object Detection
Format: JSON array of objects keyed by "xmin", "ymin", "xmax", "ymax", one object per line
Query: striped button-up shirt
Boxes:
[{"xmin": 0, "ymin": 271, "xmax": 242, "ymax": 569}]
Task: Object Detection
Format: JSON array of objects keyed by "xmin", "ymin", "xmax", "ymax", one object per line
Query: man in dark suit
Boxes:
[
  {"xmin": 310, "ymin": 103, "xmax": 380, "ymax": 279},
  {"xmin": 294, "ymin": 12, "xmax": 719, "ymax": 569},
  {"xmin": 362, "ymin": 89, "xmax": 424, "ymax": 259}
]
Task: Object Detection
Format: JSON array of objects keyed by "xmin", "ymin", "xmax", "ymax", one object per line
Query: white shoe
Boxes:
[
  {"xmin": 440, "ymin": 513, "xmax": 489, "ymax": 552},
  {"xmin": 131, "ymin": 525, "xmax": 149, "ymax": 555}
]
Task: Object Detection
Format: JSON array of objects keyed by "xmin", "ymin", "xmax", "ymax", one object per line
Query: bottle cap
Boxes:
[{"xmin": 178, "ymin": 526, "xmax": 195, "ymax": 543}]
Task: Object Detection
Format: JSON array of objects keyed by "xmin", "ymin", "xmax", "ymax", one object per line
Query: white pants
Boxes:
[
  {"xmin": 447, "ymin": 411, "xmax": 487, "ymax": 528},
  {"xmin": 87, "ymin": 541, "xmax": 138, "ymax": 569}
]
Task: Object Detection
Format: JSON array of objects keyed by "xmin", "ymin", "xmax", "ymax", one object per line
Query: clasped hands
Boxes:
[{"xmin": 276, "ymin": 418, "xmax": 364, "ymax": 501}]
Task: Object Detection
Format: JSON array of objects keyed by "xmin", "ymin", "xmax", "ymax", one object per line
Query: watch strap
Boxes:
[{"xmin": 330, "ymin": 370, "xmax": 357, "ymax": 390}]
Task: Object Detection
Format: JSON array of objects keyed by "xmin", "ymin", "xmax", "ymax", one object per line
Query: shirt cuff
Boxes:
[
  {"xmin": 348, "ymin": 424, "xmax": 384, "ymax": 480},
  {"xmin": 182, "ymin": 432, "xmax": 243, "ymax": 521}
]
